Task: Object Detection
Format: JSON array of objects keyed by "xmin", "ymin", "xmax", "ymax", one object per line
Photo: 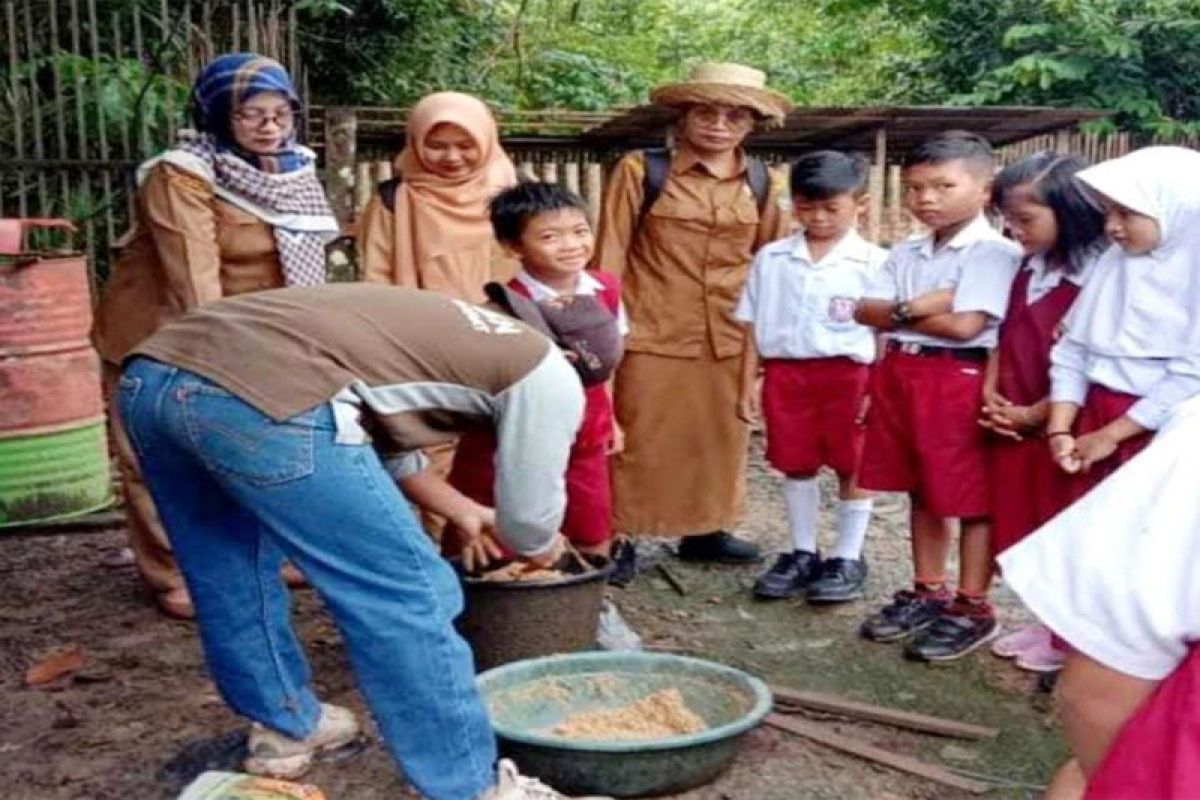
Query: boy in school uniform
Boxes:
[
  {"xmin": 449, "ymin": 181, "xmax": 627, "ymax": 561},
  {"xmin": 854, "ymin": 132, "xmax": 1022, "ymax": 662},
  {"xmin": 735, "ymin": 151, "xmax": 888, "ymax": 603},
  {"xmin": 447, "ymin": 181, "xmax": 640, "ymax": 648}
]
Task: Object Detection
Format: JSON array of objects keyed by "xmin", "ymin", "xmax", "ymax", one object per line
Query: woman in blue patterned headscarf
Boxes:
[
  {"xmin": 190, "ymin": 51, "xmax": 310, "ymax": 175},
  {"xmin": 94, "ymin": 53, "xmax": 337, "ymax": 622}
]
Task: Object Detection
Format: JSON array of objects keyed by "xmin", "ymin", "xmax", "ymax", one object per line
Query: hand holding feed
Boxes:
[
  {"xmin": 451, "ymin": 505, "xmax": 505, "ymax": 573},
  {"xmin": 521, "ymin": 532, "xmax": 567, "ymax": 569}
]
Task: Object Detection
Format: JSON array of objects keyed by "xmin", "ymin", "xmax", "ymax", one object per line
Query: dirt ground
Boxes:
[{"xmin": 0, "ymin": 436, "xmax": 1063, "ymax": 799}]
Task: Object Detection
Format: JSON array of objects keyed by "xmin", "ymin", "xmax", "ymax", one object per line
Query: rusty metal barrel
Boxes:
[{"xmin": 0, "ymin": 219, "xmax": 112, "ymax": 528}]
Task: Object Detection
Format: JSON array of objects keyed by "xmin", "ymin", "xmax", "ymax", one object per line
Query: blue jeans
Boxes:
[{"xmin": 118, "ymin": 358, "xmax": 496, "ymax": 800}]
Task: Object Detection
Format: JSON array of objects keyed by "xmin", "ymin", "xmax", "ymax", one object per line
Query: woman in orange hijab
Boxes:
[{"xmin": 358, "ymin": 91, "xmax": 518, "ymax": 299}]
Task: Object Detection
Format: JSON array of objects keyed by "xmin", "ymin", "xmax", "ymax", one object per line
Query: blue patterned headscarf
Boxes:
[
  {"xmin": 150, "ymin": 52, "xmax": 336, "ymax": 286},
  {"xmin": 190, "ymin": 52, "xmax": 305, "ymax": 173}
]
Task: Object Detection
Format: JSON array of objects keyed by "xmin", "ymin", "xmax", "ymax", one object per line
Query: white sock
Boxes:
[
  {"xmin": 830, "ymin": 498, "xmax": 873, "ymax": 560},
  {"xmin": 783, "ymin": 478, "xmax": 820, "ymax": 553}
]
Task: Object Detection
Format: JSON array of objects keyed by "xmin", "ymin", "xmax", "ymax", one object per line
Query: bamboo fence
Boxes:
[{"xmin": 0, "ymin": 0, "xmax": 300, "ymax": 281}]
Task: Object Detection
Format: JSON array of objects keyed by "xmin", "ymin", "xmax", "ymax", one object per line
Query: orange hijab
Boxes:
[{"xmin": 391, "ymin": 92, "xmax": 518, "ymax": 301}]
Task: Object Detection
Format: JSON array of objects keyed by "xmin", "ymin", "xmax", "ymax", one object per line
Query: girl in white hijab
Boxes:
[
  {"xmin": 1045, "ymin": 146, "xmax": 1200, "ymax": 496},
  {"xmin": 999, "ymin": 146, "xmax": 1200, "ymax": 798}
]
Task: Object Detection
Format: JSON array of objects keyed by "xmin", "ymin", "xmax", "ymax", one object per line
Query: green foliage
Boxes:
[
  {"xmin": 895, "ymin": 0, "xmax": 1200, "ymax": 134},
  {"xmin": 294, "ymin": 0, "xmax": 1199, "ymax": 136},
  {"xmin": 298, "ymin": 0, "xmax": 508, "ymax": 106},
  {"xmin": 1, "ymin": 49, "xmax": 188, "ymax": 162},
  {"xmin": 298, "ymin": 0, "xmax": 931, "ymax": 111}
]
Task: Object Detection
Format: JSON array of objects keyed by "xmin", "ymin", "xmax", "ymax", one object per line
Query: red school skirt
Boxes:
[
  {"xmin": 761, "ymin": 357, "xmax": 870, "ymax": 478},
  {"xmin": 987, "ymin": 436, "xmax": 1075, "ymax": 556},
  {"xmin": 1067, "ymin": 383, "xmax": 1153, "ymax": 502},
  {"xmin": 1086, "ymin": 645, "xmax": 1200, "ymax": 799}
]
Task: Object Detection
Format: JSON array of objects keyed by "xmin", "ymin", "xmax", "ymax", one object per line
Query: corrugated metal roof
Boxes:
[
  {"xmin": 309, "ymin": 104, "xmax": 1109, "ymax": 158},
  {"xmin": 578, "ymin": 104, "xmax": 1110, "ymax": 156}
]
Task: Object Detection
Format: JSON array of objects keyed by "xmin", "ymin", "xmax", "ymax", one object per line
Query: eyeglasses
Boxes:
[
  {"xmin": 233, "ymin": 107, "xmax": 295, "ymax": 128},
  {"xmin": 689, "ymin": 105, "xmax": 756, "ymax": 128}
]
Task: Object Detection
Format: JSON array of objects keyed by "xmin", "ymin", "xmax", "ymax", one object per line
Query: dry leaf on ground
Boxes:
[{"xmin": 26, "ymin": 645, "xmax": 86, "ymax": 687}]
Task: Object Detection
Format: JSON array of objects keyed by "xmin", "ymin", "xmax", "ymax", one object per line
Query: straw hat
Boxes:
[{"xmin": 650, "ymin": 63, "xmax": 793, "ymax": 122}]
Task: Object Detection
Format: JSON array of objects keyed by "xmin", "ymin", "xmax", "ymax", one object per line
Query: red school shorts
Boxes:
[
  {"xmin": 858, "ymin": 350, "xmax": 989, "ymax": 518},
  {"xmin": 761, "ymin": 357, "xmax": 870, "ymax": 478}
]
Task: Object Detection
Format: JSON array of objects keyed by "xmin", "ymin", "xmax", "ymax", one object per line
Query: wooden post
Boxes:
[
  {"xmin": 6, "ymin": 0, "xmax": 29, "ymax": 217},
  {"xmin": 324, "ymin": 106, "xmax": 357, "ymax": 230},
  {"xmin": 887, "ymin": 164, "xmax": 903, "ymax": 244},
  {"xmin": 1054, "ymin": 128, "xmax": 1070, "ymax": 153},
  {"xmin": 354, "ymin": 162, "xmax": 372, "ymax": 216},
  {"xmin": 869, "ymin": 127, "xmax": 887, "ymax": 242},
  {"xmin": 585, "ymin": 162, "xmax": 603, "ymax": 223},
  {"xmin": 563, "ymin": 159, "xmax": 580, "ymax": 196}
]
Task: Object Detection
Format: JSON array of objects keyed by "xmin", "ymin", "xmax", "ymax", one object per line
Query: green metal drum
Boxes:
[{"xmin": 0, "ymin": 419, "xmax": 112, "ymax": 528}]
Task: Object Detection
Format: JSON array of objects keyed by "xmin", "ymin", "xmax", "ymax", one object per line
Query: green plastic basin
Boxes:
[{"xmin": 478, "ymin": 651, "xmax": 771, "ymax": 797}]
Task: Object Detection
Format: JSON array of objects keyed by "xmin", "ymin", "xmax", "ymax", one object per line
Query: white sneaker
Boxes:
[
  {"xmin": 244, "ymin": 703, "xmax": 361, "ymax": 779},
  {"xmin": 480, "ymin": 758, "xmax": 613, "ymax": 799},
  {"xmin": 595, "ymin": 599, "xmax": 642, "ymax": 651}
]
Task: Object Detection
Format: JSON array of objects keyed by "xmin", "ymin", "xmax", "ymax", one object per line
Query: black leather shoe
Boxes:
[
  {"xmin": 677, "ymin": 531, "xmax": 763, "ymax": 565},
  {"xmin": 608, "ymin": 538, "xmax": 638, "ymax": 588},
  {"xmin": 806, "ymin": 558, "xmax": 868, "ymax": 604},
  {"xmin": 753, "ymin": 550, "xmax": 821, "ymax": 599}
]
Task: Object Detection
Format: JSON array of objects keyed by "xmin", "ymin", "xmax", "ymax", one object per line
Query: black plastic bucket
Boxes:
[{"xmin": 457, "ymin": 556, "xmax": 615, "ymax": 672}]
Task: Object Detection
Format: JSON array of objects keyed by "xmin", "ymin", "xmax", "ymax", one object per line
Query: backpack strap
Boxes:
[
  {"xmin": 376, "ymin": 176, "xmax": 403, "ymax": 213},
  {"xmin": 637, "ymin": 148, "xmax": 672, "ymax": 226},
  {"xmin": 745, "ymin": 157, "xmax": 770, "ymax": 214},
  {"xmin": 589, "ymin": 270, "xmax": 622, "ymax": 314},
  {"xmin": 636, "ymin": 148, "xmax": 771, "ymax": 228}
]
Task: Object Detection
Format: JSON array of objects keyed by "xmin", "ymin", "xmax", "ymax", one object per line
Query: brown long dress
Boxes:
[
  {"xmin": 594, "ymin": 145, "xmax": 787, "ymax": 536},
  {"xmin": 94, "ymin": 162, "xmax": 287, "ymax": 593}
]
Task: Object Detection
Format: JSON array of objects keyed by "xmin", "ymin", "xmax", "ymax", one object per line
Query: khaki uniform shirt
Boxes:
[
  {"xmin": 593, "ymin": 146, "xmax": 788, "ymax": 360},
  {"xmin": 357, "ymin": 193, "xmax": 518, "ymax": 303},
  {"xmin": 93, "ymin": 162, "xmax": 286, "ymax": 363},
  {"xmin": 131, "ymin": 285, "xmax": 584, "ymax": 555}
]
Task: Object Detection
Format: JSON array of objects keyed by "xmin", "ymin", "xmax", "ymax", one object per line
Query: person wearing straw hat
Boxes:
[{"xmin": 595, "ymin": 63, "xmax": 792, "ymax": 569}]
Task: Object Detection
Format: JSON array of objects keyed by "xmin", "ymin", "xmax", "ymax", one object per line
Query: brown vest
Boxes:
[{"xmin": 133, "ymin": 284, "xmax": 553, "ymax": 451}]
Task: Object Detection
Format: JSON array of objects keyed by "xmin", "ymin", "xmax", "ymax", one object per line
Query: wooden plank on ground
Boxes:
[
  {"xmin": 655, "ymin": 563, "xmax": 687, "ymax": 595},
  {"xmin": 765, "ymin": 713, "xmax": 991, "ymax": 794},
  {"xmin": 771, "ymin": 685, "xmax": 999, "ymax": 741}
]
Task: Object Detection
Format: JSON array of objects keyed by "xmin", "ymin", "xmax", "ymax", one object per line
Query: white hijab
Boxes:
[{"xmin": 1064, "ymin": 146, "xmax": 1200, "ymax": 358}]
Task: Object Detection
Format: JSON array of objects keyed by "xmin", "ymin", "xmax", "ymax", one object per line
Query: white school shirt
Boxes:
[
  {"xmin": 1049, "ymin": 147, "xmax": 1200, "ymax": 431},
  {"xmin": 863, "ymin": 213, "xmax": 1022, "ymax": 349},
  {"xmin": 734, "ymin": 230, "xmax": 887, "ymax": 364},
  {"xmin": 513, "ymin": 270, "xmax": 630, "ymax": 336},
  {"xmin": 1049, "ymin": 333, "xmax": 1200, "ymax": 431},
  {"xmin": 1023, "ymin": 252, "xmax": 1094, "ymax": 304},
  {"xmin": 999, "ymin": 395, "xmax": 1200, "ymax": 680}
]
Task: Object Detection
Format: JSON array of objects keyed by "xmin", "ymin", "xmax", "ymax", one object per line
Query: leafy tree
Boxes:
[
  {"xmin": 297, "ymin": 0, "xmax": 509, "ymax": 105},
  {"xmin": 886, "ymin": 0, "xmax": 1200, "ymax": 134}
]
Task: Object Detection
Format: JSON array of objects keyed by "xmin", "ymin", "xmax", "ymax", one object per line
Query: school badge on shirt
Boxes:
[{"xmin": 828, "ymin": 296, "xmax": 857, "ymax": 323}]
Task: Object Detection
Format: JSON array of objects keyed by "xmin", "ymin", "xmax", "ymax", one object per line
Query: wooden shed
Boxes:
[{"xmin": 312, "ymin": 104, "xmax": 1110, "ymax": 243}]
